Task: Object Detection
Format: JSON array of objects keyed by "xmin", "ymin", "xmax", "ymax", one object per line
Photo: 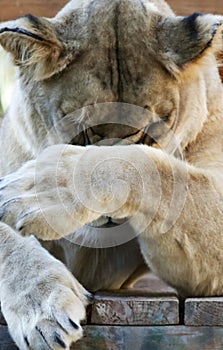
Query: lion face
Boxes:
[{"xmin": 0, "ymin": 0, "xmax": 222, "ymax": 153}]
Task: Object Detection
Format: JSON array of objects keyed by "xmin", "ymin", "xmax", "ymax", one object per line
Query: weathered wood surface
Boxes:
[
  {"xmin": 0, "ymin": 0, "xmax": 223, "ymax": 22},
  {"xmin": 2, "ymin": 325, "xmax": 223, "ymax": 350},
  {"xmin": 73, "ymin": 326, "xmax": 223, "ymax": 350},
  {"xmin": 185, "ymin": 298, "xmax": 223, "ymax": 326},
  {"xmin": 91, "ymin": 293, "xmax": 179, "ymax": 325},
  {"xmin": 89, "ymin": 273, "xmax": 178, "ymax": 326}
]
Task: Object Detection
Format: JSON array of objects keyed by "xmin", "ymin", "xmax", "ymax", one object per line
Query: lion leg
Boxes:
[
  {"xmin": 71, "ymin": 145, "xmax": 223, "ymax": 297},
  {"xmin": 118, "ymin": 146, "xmax": 223, "ymax": 297},
  {"xmin": 0, "ymin": 222, "xmax": 91, "ymax": 350}
]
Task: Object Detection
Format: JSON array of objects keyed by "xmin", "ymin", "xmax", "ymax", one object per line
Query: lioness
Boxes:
[{"xmin": 0, "ymin": 0, "xmax": 223, "ymax": 348}]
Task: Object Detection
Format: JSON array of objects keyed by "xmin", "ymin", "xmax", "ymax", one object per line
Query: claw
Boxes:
[
  {"xmin": 0, "ymin": 197, "xmax": 22, "ymax": 207},
  {"xmin": 0, "ymin": 208, "xmax": 6, "ymax": 221},
  {"xmin": 35, "ymin": 326, "xmax": 53, "ymax": 350},
  {"xmin": 24, "ymin": 335, "xmax": 30, "ymax": 347},
  {"xmin": 0, "ymin": 178, "xmax": 20, "ymax": 191},
  {"xmin": 54, "ymin": 332, "xmax": 66, "ymax": 349},
  {"xmin": 69, "ymin": 318, "xmax": 79, "ymax": 330}
]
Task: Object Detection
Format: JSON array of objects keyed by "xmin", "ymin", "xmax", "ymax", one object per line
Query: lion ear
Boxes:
[
  {"xmin": 0, "ymin": 14, "xmax": 70, "ymax": 81},
  {"xmin": 157, "ymin": 13, "xmax": 223, "ymax": 74}
]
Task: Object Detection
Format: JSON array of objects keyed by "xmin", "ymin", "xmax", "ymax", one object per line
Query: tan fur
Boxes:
[{"xmin": 1, "ymin": 0, "xmax": 223, "ymax": 348}]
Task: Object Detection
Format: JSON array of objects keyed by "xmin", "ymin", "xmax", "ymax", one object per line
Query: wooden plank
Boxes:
[
  {"xmin": 71, "ymin": 326, "xmax": 223, "ymax": 350},
  {"xmin": 185, "ymin": 298, "xmax": 223, "ymax": 326},
  {"xmin": 91, "ymin": 293, "xmax": 179, "ymax": 325},
  {"xmin": 2, "ymin": 324, "xmax": 223, "ymax": 350},
  {"xmin": 0, "ymin": 0, "xmax": 223, "ymax": 22}
]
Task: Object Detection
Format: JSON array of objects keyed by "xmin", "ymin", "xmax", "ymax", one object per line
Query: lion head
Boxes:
[{"xmin": 0, "ymin": 0, "xmax": 223, "ymax": 158}]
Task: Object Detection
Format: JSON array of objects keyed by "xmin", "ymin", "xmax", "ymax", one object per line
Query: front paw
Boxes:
[
  {"xmin": 0, "ymin": 227, "xmax": 90, "ymax": 350},
  {"xmin": 0, "ymin": 145, "xmax": 100, "ymax": 240}
]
